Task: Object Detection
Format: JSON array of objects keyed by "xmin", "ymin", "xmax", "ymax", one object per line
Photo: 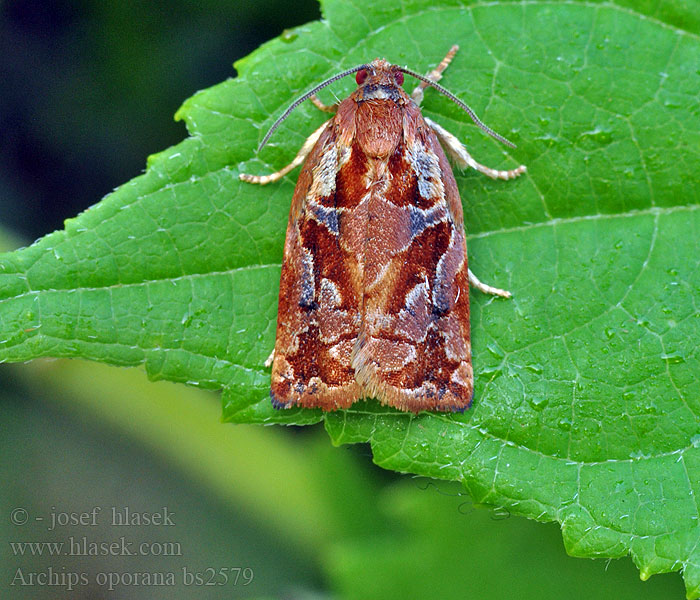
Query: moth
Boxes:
[{"xmin": 240, "ymin": 46, "xmax": 526, "ymax": 413}]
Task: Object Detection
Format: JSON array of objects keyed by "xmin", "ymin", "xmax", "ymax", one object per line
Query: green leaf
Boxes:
[{"xmin": 1, "ymin": 0, "xmax": 699, "ymax": 595}]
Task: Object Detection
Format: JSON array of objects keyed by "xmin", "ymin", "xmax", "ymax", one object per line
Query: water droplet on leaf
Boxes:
[
  {"xmin": 660, "ymin": 351, "xmax": 685, "ymax": 364},
  {"xmin": 526, "ymin": 363, "xmax": 543, "ymax": 375},
  {"xmin": 529, "ymin": 396, "xmax": 548, "ymax": 411},
  {"xmin": 558, "ymin": 418, "xmax": 572, "ymax": 431},
  {"xmin": 281, "ymin": 29, "xmax": 298, "ymax": 43}
]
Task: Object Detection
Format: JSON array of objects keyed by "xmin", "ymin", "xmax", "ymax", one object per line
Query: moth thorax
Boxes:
[{"xmin": 355, "ymin": 100, "xmax": 403, "ymax": 158}]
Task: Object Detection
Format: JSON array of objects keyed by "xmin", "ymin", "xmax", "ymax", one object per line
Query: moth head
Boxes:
[
  {"xmin": 355, "ymin": 59, "xmax": 405, "ymax": 88},
  {"xmin": 256, "ymin": 54, "xmax": 517, "ymax": 152}
]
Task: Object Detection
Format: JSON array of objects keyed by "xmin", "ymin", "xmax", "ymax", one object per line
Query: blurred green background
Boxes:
[{"xmin": 0, "ymin": 1, "xmax": 688, "ymax": 598}]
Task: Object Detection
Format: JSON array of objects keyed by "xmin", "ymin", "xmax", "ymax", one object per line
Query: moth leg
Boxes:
[
  {"xmin": 425, "ymin": 117, "xmax": 527, "ymax": 180},
  {"xmin": 411, "ymin": 44, "xmax": 460, "ymax": 106},
  {"xmin": 309, "ymin": 94, "xmax": 338, "ymax": 113},
  {"xmin": 264, "ymin": 348, "xmax": 275, "ymax": 368},
  {"xmin": 239, "ymin": 119, "xmax": 330, "ymax": 185},
  {"xmin": 468, "ymin": 269, "xmax": 511, "ymax": 298}
]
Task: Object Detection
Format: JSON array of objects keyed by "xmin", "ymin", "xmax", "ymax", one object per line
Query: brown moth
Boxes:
[{"xmin": 240, "ymin": 46, "xmax": 526, "ymax": 413}]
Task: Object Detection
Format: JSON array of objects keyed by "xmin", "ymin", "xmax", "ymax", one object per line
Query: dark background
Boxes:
[{"xmin": 0, "ymin": 0, "xmax": 319, "ymax": 242}]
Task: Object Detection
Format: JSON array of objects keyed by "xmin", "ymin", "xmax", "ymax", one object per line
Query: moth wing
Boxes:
[
  {"xmin": 270, "ymin": 123, "xmax": 363, "ymax": 410},
  {"xmin": 352, "ymin": 112, "xmax": 473, "ymax": 412}
]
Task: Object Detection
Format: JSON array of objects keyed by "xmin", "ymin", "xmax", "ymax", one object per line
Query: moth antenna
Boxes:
[
  {"xmin": 399, "ymin": 67, "xmax": 517, "ymax": 148},
  {"xmin": 257, "ymin": 64, "xmax": 367, "ymax": 152}
]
